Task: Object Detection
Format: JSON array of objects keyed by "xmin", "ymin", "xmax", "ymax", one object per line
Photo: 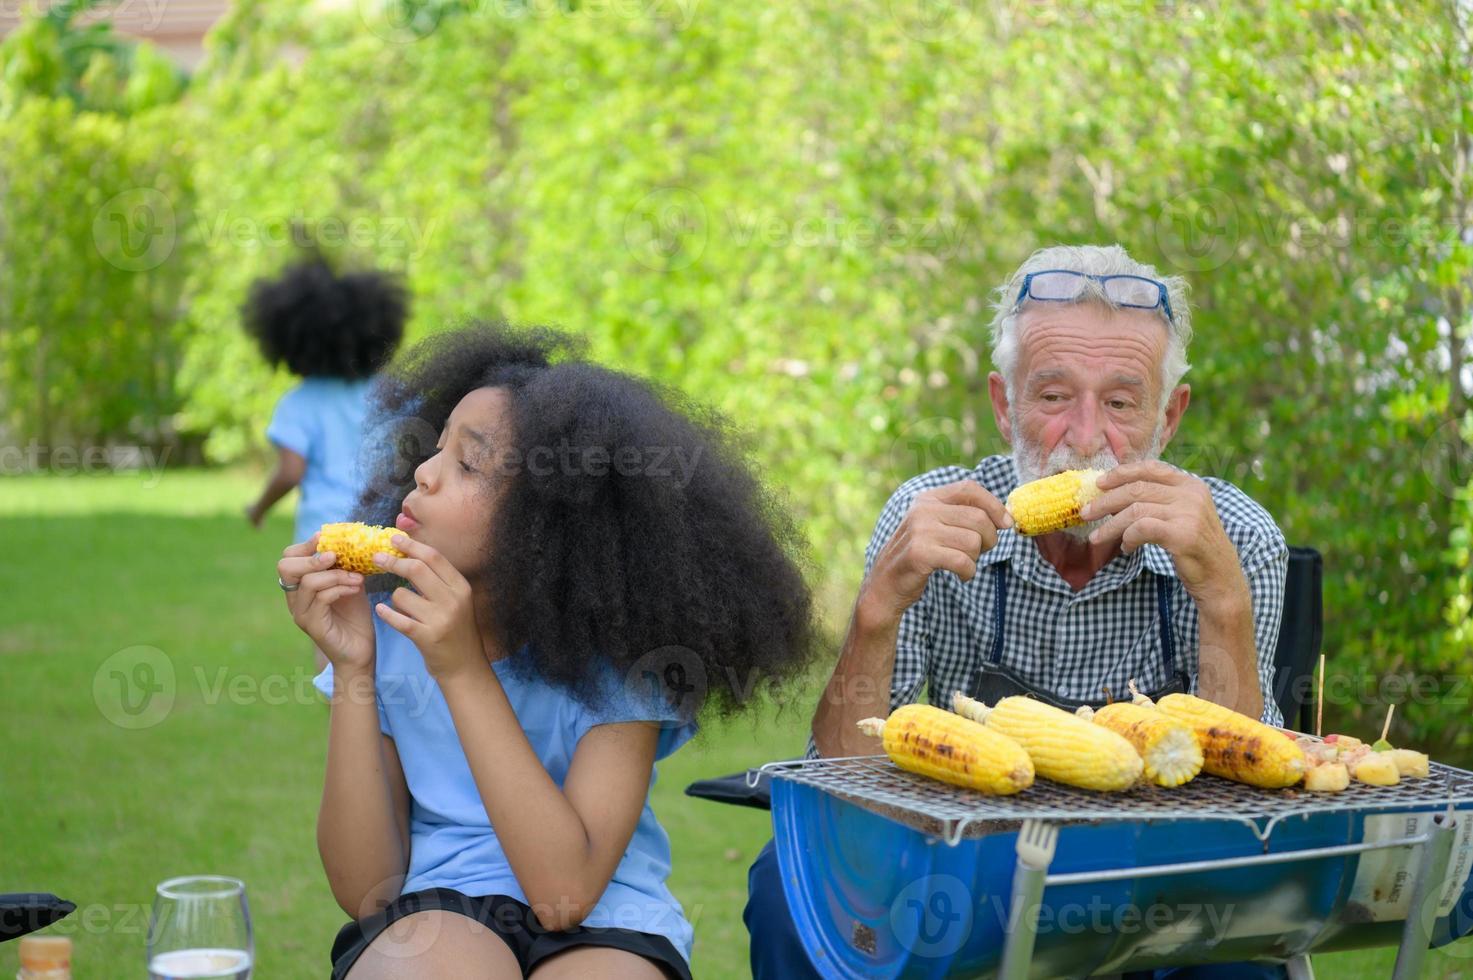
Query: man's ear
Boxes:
[
  {"xmin": 1157, "ymin": 384, "xmax": 1191, "ymax": 450},
  {"xmin": 988, "ymin": 372, "xmax": 1013, "ymax": 446}
]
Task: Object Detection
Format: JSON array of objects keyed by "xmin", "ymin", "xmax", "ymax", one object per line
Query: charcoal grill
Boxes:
[{"xmin": 763, "ymin": 752, "xmax": 1473, "ymax": 979}]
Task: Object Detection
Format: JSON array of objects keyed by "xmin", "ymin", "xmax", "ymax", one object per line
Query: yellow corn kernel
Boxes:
[
  {"xmin": 316, "ymin": 522, "xmax": 406, "ymax": 575},
  {"xmin": 857, "ymin": 704, "xmax": 1034, "ymax": 795},
  {"xmin": 1005, "ymin": 468, "xmax": 1106, "ymax": 536},
  {"xmin": 1090, "ymin": 701, "xmax": 1203, "ymax": 788},
  {"xmin": 953, "ymin": 692, "xmax": 1143, "ymax": 792},
  {"xmin": 1155, "ymin": 693, "xmax": 1306, "ymax": 789}
]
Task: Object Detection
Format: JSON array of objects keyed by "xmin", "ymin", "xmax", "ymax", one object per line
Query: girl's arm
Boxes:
[
  {"xmin": 439, "ymin": 667, "xmax": 658, "ymax": 932},
  {"xmin": 246, "ymin": 446, "xmax": 306, "ymax": 527},
  {"xmin": 370, "ymin": 534, "xmax": 660, "ymax": 930},
  {"xmin": 316, "ymin": 665, "xmax": 412, "ymax": 918}
]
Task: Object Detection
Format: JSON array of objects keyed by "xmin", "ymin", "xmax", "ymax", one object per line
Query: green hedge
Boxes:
[{"xmin": 2, "ymin": 0, "xmax": 1470, "ymax": 754}]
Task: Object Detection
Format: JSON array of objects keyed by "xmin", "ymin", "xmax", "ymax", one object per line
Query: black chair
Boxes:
[
  {"xmin": 685, "ymin": 545, "xmax": 1325, "ymax": 811},
  {"xmin": 1272, "ymin": 546, "xmax": 1324, "ymax": 733}
]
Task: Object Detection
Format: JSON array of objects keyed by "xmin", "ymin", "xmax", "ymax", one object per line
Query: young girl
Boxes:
[{"xmin": 277, "ymin": 323, "xmax": 819, "ymax": 978}]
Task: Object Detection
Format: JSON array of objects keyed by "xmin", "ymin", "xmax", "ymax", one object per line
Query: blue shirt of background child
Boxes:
[{"xmin": 266, "ymin": 377, "xmax": 376, "ymax": 544}]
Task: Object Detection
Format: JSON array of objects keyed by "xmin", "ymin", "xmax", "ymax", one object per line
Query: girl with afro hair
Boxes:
[{"xmin": 277, "ymin": 322, "xmax": 820, "ymax": 979}]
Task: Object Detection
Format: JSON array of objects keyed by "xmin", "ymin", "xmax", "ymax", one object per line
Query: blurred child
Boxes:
[{"xmin": 244, "ymin": 257, "xmax": 408, "ymax": 670}]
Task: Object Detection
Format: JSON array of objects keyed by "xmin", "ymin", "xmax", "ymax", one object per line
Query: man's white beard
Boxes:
[{"xmin": 1010, "ymin": 412, "xmax": 1166, "ymax": 543}]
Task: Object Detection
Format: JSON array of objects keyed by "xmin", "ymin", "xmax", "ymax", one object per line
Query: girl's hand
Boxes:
[
  {"xmin": 370, "ymin": 534, "xmax": 485, "ymax": 683},
  {"xmin": 277, "ymin": 531, "xmax": 375, "ymax": 674}
]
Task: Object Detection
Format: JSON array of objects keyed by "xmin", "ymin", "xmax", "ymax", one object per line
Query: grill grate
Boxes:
[{"xmin": 762, "ymin": 755, "xmax": 1473, "ymax": 845}]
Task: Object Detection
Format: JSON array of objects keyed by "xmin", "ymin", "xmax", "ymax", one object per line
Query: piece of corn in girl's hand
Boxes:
[
  {"xmin": 316, "ymin": 522, "xmax": 408, "ymax": 574},
  {"xmin": 857, "ymin": 704, "xmax": 1035, "ymax": 795},
  {"xmin": 278, "ymin": 531, "xmax": 376, "ymax": 672},
  {"xmin": 1005, "ymin": 469, "xmax": 1106, "ymax": 536}
]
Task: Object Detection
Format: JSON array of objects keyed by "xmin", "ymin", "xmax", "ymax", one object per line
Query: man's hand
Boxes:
[
  {"xmin": 859, "ymin": 480, "xmax": 1012, "ymax": 628},
  {"xmin": 1081, "ymin": 461, "xmax": 1250, "ymax": 610},
  {"xmin": 1082, "ymin": 462, "xmax": 1264, "ymax": 718}
]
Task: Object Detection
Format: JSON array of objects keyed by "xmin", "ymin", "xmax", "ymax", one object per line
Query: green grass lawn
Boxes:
[{"xmin": 2, "ymin": 466, "xmax": 1471, "ymax": 977}]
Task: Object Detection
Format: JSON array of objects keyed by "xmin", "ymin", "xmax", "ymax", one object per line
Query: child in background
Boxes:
[
  {"xmin": 244, "ymin": 257, "xmax": 408, "ymax": 671},
  {"xmin": 276, "ymin": 323, "xmax": 820, "ymax": 978}
]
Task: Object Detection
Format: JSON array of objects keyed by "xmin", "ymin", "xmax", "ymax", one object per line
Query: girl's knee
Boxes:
[{"xmin": 345, "ymin": 909, "xmax": 518, "ymax": 979}]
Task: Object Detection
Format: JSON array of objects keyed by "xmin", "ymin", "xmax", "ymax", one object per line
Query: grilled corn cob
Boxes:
[
  {"xmin": 1005, "ymin": 469, "xmax": 1106, "ymax": 536},
  {"xmin": 1155, "ymin": 693, "xmax": 1306, "ymax": 789},
  {"xmin": 1088, "ymin": 701, "xmax": 1203, "ymax": 788},
  {"xmin": 857, "ymin": 704, "xmax": 1034, "ymax": 795},
  {"xmin": 316, "ymin": 522, "xmax": 406, "ymax": 574},
  {"xmin": 953, "ymin": 692, "xmax": 1143, "ymax": 791}
]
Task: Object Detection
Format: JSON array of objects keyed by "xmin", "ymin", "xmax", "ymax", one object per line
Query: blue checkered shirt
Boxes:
[{"xmin": 811, "ymin": 455, "xmax": 1288, "ymax": 758}]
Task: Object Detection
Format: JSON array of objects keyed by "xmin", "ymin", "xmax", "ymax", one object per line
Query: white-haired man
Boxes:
[{"xmin": 744, "ymin": 244, "xmax": 1290, "ymax": 980}]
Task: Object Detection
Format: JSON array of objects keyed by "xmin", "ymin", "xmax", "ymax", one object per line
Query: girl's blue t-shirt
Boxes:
[
  {"xmin": 266, "ymin": 377, "xmax": 375, "ymax": 544},
  {"xmin": 312, "ymin": 604, "xmax": 698, "ymax": 963}
]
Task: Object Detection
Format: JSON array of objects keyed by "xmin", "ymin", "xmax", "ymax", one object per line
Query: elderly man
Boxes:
[{"xmin": 745, "ymin": 244, "xmax": 1289, "ymax": 980}]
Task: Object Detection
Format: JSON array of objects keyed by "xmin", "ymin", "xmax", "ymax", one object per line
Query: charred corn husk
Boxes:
[
  {"xmin": 316, "ymin": 522, "xmax": 406, "ymax": 574},
  {"xmin": 953, "ymin": 692, "xmax": 1143, "ymax": 792},
  {"xmin": 1089, "ymin": 702, "xmax": 1203, "ymax": 788},
  {"xmin": 1155, "ymin": 693, "xmax": 1305, "ymax": 789},
  {"xmin": 857, "ymin": 704, "xmax": 1034, "ymax": 795},
  {"xmin": 1005, "ymin": 469, "xmax": 1106, "ymax": 536}
]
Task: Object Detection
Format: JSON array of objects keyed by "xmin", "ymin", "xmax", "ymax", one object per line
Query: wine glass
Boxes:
[{"xmin": 146, "ymin": 876, "xmax": 253, "ymax": 979}]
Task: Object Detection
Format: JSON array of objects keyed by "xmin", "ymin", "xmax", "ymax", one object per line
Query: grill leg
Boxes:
[
  {"xmin": 1284, "ymin": 953, "xmax": 1315, "ymax": 980},
  {"xmin": 1390, "ymin": 812, "xmax": 1459, "ymax": 980},
  {"xmin": 998, "ymin": 821, "xmax": 1059, "ymax": 980}
]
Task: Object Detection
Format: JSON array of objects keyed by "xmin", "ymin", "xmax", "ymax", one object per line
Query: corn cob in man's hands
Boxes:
[
  {"xmin": 1006, "ymin": 469, "xmax": 1106, "ymax": 536},
  {"xmin": 316, "ymin": 522, "xmax": 407, "ymax": 574}
]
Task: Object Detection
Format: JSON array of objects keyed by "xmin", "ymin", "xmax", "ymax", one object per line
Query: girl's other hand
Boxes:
[{"xmin": 370, "ymin": 534, "xmax": 484, "ymax": 683}]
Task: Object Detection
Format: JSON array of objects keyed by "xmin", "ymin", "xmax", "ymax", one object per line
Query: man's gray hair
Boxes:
[{"xmin": 988, "ymin": 244, "xmax": 1194, "ymax": 412}]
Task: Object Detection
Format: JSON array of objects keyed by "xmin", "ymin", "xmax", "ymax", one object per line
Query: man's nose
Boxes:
[{"xmin": 1064, "ymin": 398, "xmax": 1108, "ymax": 457}]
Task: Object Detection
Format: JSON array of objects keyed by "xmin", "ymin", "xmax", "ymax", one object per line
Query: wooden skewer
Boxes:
[
  {"xmin": 1380, "ymin": 703, "xmax": 1396, "ymax": 743},
  {"xmin": 1315, "ymin": 653, "xmax": 1325, "ymax": 738}
]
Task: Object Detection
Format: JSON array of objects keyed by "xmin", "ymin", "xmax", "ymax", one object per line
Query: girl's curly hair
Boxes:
[
  {"xmin": 242, "ymin": 257, "xmax": 408, "ymax": 379},
  {"xmin": 353, "ymin": 321, "xmax": 822, "ymax": 720}
]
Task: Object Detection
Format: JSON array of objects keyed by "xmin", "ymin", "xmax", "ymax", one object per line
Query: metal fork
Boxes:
[{"xmin": 998, "ymin": 819, "xmax": 1060, "ymax": 980}]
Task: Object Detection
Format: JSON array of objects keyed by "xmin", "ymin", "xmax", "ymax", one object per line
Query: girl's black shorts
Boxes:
[{"xmin": 328, "ymin": 887, "xmax": 692, "ymax": 979}]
